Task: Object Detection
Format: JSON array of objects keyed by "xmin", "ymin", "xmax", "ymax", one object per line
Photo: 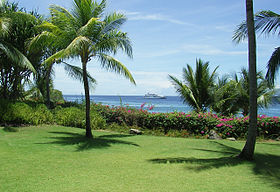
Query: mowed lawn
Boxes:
[{"xmin": 0, "ymin": 125, "xmax": 279, "ymax": 192}]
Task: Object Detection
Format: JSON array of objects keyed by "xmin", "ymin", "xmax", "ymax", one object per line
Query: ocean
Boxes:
[{"xmin": 63, "ymin": 95, "xmax": 280, "ymax": 117}]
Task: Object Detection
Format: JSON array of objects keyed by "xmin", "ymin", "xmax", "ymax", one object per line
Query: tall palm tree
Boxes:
[
  {"xmin": 28, "ymin": 33, "xmax": 97, "ymax": 108},
  {"xmin": 169, "ymin": 58, "xmax": 218, "ymax": 112},
  {"xmin": 238, "ymin": 0, "xmax": 258, "ymax": 160},
  {"xmin": 41, "ymin": 0, "xmax": 135, "ymax": 138},
  {"xmin": 233, "ymin": 10, "xmax": 280, "ymax": 85}
]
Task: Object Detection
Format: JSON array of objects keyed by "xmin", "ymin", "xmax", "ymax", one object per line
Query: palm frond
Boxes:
[
  {"xmin": 266, "ymin": 47, "xmax": 280, "ymax": 85},
  {"xmin": 27, "ymin": 31, "xmax": 56, "ymax": 52},
  {"xmin": 255, "ymin": 11, "xmax": 280, "ymax": 36},
  {"xmin": 94, "ymin": 30, "xmax": 133, "ymax": 58},
  {"xmin": 0, "ymin": 41, "xmax": 35, "ymax": 72},
  {"xmin": 97, "ymin": 53, "xmax": 135, "ymax": 84},
  {"xmin": 0, "ymin": 17, "xmax": 11, "ymax": 37},
  {"xmin": 101, "ymin": 12, "xmax": 127, "ymax": 34},
  {"xmin": 49, "ymin": 4, "xmax": 77, "ymax": 29},
  {"xmin": 233, "ymin": 20, "xmax": 247, "ymax": 43},
  {"xmin": 63, "ymin": 62, "xmax": 97, "ymax": 88},
  {"xmin": 72, "ymin": 0, "xmax": 105, "ymax": 26},
  {"xmin": 43, "ymin": 49, "xmax": 66, "ymax": 66},
  {"xmin": 257, "ymin": 89, "xmax": 274, "ymax": 108},
  {"xmin": 233, "ymin": 10, "xmax": 280, "ymax": 43},
  {"xmin": 78, "ymin": 17, "xmax": 101, "ymax": 35},
  {"xmin": 90, "ymin": 0, "xmax": 106, "ymax": 18},
  {"xmin": 64, "ymin": 36, "xmax": 93, "ymax": 57},
  {"xmin": 169, "ymin": 74, "xmax": 199, "ymax": 111}
]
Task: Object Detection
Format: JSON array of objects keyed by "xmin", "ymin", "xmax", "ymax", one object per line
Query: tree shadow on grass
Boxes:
[
  {"xmin": 36, "ymin": 131, "xmax": 139, "ymax": 151},
  {"xmin": 2, "ymin": 125, "xmax": 24, "ymax": 132},
  {"xmin": 148, "ymin": 141, "xmax": 280, "ymax": 189}
]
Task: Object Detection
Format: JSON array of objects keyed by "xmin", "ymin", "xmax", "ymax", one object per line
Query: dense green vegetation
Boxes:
[
  {"xmin": 1, "ymin": 99, "xmax": 279, "ymax": 140},
  {"xmin": 0, "ymin": 125, "xmax": 279, "ymax": 192},
  {"xmin": 233, "ymin": 10, "xmax": 280, "ymax": 85},
  {"xmin": 0, "ymin": 0, "xmax": 279, "ymax": 163},
  {"xmin": 169, "ymin": 59, "xmax": 274, "ymax": 117}
]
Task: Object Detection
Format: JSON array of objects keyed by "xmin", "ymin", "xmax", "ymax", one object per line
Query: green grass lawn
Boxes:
[{"xmin": 0, "ymin": 125, "xmax": 279, "ymax": 192}]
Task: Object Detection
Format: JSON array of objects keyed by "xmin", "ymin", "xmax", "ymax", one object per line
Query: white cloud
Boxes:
[{"xmin": 123, "ymin": 11, "xmax": 193, "ymax": 26}]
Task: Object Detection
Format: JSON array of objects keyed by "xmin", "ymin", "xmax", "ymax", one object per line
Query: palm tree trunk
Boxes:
[
  {"xmin": 82, "ymin": 60, "xmax": 93, "ymax": 138},
  {"xmin": 45, "ymin": 63, "xmax": 53, "ymax": 109},
  {"xmin": 238, "ymin": 0, "xmax": 257, "ymax": 160}
]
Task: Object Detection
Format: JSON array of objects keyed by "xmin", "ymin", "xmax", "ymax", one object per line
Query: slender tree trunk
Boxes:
[
  {"xmin": 82, "ymin": 60, "xmax": 93, "ymax": 138},
  {"xmin": 45, "ymin": 63, "xmax": 53, "ymax": 108},
  {"xmin": 238, "ymin": 0, "xmax": 257, "ymax": 160}
]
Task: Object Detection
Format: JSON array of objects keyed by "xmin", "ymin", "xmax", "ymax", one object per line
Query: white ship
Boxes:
[{"xmin": 144, "ymin": 93, "xmax": 166, "ymax": 99}]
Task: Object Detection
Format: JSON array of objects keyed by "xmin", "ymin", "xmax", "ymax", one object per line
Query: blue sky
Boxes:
[{"xmin": 19, "ymin": 0, "xmax": 280, "ymax": 95}]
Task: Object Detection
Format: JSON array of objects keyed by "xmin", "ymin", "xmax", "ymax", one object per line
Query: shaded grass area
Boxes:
[{"xmin": 0, "ymin": 125, "xmax": 279, "ymax": 192}]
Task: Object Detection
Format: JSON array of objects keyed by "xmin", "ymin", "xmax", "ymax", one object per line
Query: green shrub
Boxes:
[
  {"xmin": 54, "ymin": 106, "xmax": 106, "ymax": 130},
  {"xmin": 0, "ymin": 101, "xmax": 54, "ymax": 125},
  {"xmin": 1, "ymin": 102, "xmax": 33, "ymax": 124},
  {"xmin": 54, "ymin": 107, "xmax": 86, "ymax": 128},
  {"xmin": 30, "ymin": 104, "xmax": 54, "ymax": 125}
]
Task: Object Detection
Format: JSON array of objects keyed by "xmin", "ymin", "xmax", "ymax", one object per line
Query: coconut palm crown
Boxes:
[
  {"xmin": 169, "ymin": 59, "xmax": 218, "ymax": 112},
  {"xmin": 233, "ymin": 10, "xmax": 280, "ymax": 85},
  {"xmin": 40, "ymin": 0, "xmax": 135, "ymax": 138}
]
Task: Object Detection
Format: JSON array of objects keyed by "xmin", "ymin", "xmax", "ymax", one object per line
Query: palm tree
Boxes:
[
  {"xmin": 238, "ymin": 0, "xmax": 258, "ymax": 160},
  {"xmin": 28, "ymin": 34, "xmax": 97, "ymax": 108},
  {"xmin": 169, "ymin": 58, "xmax": 218, "ymax": 112},
  {"xmin": 234, "ymin": 68, "xmax": 274, "ymax": 116},
  {"xmin": 233, "ymin": 10, "xmax": 280, "ymax": 85},
  {"xmin": 40, "ymin": 0, "xmax": 135, "ymax": 138},
  {"xmin": 211, "ymin": 76, "xmax": 240, "ymax": 116}
]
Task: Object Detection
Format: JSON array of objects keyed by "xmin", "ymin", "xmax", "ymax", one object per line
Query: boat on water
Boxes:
[{"xmin": 144, "ymin": 93, "xmax": 166, "ymax": 99}]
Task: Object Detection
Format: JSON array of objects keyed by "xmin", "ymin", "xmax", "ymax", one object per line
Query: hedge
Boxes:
[{"xmin": 92, "ymin": 103, "xmax": 280, "ymax": 139}]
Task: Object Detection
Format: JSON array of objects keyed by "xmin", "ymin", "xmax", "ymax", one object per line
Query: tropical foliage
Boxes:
[
  {"xmin": 1, "ymin": 99, "xmax": 279, "ymax": 140},
  {"xmin": 234, "ymin": 68, "xmax": 274, "ymax": 116},
  {"xmin": 233, "ymin": 10, "xmax": 280, "ymax": 85},
  {"xmin": 37, "ymin": 0, "xmax": 135, "ymax": 138},
  {"xmin": 0, "ymin": 0, "xmax": 39, "ymax": 99},
  {"xmin": 169, "ymin": 58, "xmax": 218, "ymax": 113}
]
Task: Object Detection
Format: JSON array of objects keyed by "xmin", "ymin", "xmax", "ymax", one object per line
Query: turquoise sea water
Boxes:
[{"xmin": 63, "ymin": 95, "xmax": 280, "ymax": 117}]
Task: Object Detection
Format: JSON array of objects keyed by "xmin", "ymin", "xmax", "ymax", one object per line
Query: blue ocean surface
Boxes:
[{"xmin": 63, "ymin": 95, "xmax": 280, "ymax": 117}]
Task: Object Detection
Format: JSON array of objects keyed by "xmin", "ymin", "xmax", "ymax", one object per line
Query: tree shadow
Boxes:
[
  {"xmin": 3, "ymin": 126, "xmax": 20, "ymax": 132},
  {"xmin": 36, "ymin": 131, "xmax": 139, "ymax": 151},
  {"xmin": 148, "ymin": 141, "xmax": 280, "ymax": 189}
]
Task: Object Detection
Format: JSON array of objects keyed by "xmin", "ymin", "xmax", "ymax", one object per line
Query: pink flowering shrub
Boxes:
[{"xmin": 91, "ymin": 103, "xmax": 280, "ymax": 139}]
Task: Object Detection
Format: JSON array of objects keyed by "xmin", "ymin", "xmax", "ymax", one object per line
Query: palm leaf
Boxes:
[
  {"xmin": 233, "ymin": 10, "xmax": 280, "ymax": 43},
  {"xmin": 63, "ymin": 62, "xmax": 97, "ymax": 89},
  {"xmin": 97, "ymin": 53, "xmax": 135, "ymax": 84},
  {"xmin": 0, "ymin": 17, "xmax": 11, "ymax": 37},
  {"xmin": 78, "ymin": 17, "xmax": 101, "ymax": 36},
  {"xmin": 101, "ymin": 12, "xmax": 127, "ymax": 34},
  {"xmin": 94, "ymin": 30, "xmax": 133, "ymax": 58},
  {"xmin": 266, "ymin": 47, "xmax": 280, "ymax": 85},
  {"xmin": 0, "ymin": 41, "xmax": 35, "ymax": 72},
  {"xmin": 64, "ymin": 36, "xmax": 93, "ymax": 57},
  {"xmin": 169, "ymin": 74, "xmax": 199, "ymax": 111}
]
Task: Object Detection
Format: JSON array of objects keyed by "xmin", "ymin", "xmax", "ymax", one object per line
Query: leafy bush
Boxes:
[
  {"xmin": 54, "ymin": 106, "xmax": 106, "ymax": 129},
  {"xmin": 0, "ymin": 100, "xmax": 53, "ymax": 125},
  {"xmin": 93, "ymin": 103, "xmax": 280, "ymax": 139},
  {"xmin": 54, "ymin": 107, "xmax": 86, "ymax": 128},
  {"xmin": 1, "ymin": 102, "xmax": 33, "ymax": 124},
  {"xmin": 30, "ymin": 104, "xmax": 54, "ymax": 125}
]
